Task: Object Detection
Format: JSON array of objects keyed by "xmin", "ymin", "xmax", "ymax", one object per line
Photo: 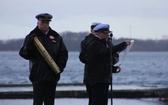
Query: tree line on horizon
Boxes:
[{"xmin": 0, "ymin": 31, "xmax": 168, "ymax": 51}]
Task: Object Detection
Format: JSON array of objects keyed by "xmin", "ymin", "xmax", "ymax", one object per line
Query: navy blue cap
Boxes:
[
  {"xmin": 91, "ymin": 22, "xmax": 101, "ymax": 30},
  {"xmin": 93, "ymin": 24, "xmax": 112, "ymax": 34},
  {"xmin": 35, "ymin": 13, "xmax": 52, "ymax": 21}
]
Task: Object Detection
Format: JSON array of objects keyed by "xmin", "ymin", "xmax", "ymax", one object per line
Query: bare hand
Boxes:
[{"xmin": 125, "ymin": 40, "xmax": 131, "ymax": 45}]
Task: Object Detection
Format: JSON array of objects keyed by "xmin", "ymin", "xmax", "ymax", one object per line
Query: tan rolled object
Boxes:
[{"xmin": 33, "ymin": 36, "xmax": 60, "ymax": 74}]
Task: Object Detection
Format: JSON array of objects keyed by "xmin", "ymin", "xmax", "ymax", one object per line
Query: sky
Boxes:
[{"xmin": 0, "ymin": 0, "xmax": 168, "ymax": 40}]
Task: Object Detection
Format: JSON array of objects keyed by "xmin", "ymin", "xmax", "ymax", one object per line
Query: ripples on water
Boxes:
[{"xmin": 0, "ymin": 51, "xmax": 168, "ymax": 87}]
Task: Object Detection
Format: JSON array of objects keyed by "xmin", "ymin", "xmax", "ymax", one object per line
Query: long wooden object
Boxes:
[{"xmin": 33, "ymin": 36, "xmax": 60, "ymax": 74}]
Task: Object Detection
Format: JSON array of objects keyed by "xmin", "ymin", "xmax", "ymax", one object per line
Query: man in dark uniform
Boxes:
[
  {"xmin": 79, "ymin": 23, "xmax": 127, "ymax": 105},
  {"xmin": 79, "ymin": 22, "xmax": 101, "ymax": 105},
  {"xmin": 85, "ymin": 23, "xmax": 131, "ymax": 105},
  {"xmin": 19, "ymin": 13, "xmax": 68, "ymax": 105}
]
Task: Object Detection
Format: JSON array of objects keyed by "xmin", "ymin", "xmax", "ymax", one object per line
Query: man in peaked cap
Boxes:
[
  {"xmin": 19, "ymin": 13, "xmax": 68, "ymax": 105},
  {"xmin": 84, "ymin": 23, "xmax": 131, "ymax": 105},
  {"xmin": 79, "ymin": 22, "xmax": 101, "ymax": 105}
]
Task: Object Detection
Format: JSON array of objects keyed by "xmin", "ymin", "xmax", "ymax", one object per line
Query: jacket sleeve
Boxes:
[
  {"xmin": 79, "ymin": 40, "xmax": 88, "ymax": 63},
  {"xmin": 112, "ymin": 42, "xmax": 127, "ymax": 53},
  {"xmin": 19, "ymin": 35, "xmax": 36, "ymax": 60},
  {"xmin": 57, "ymin": 37, "xmax": 68, "ymax": 72}
]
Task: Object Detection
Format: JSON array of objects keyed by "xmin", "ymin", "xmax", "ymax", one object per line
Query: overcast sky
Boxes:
[{"xmin": 0, "ymin": 0, "xmax": 168, "ymax": 40}]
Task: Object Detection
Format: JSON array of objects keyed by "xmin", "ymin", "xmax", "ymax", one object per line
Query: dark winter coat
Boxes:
[
  {"xmin": 19, "ymin": 26, "xmax": 68, "ymax": 83},
  {"xmin": 86, "ymin": 35, "xmax": 127, "ymax": 86},
  {"xmin": 79, "ymin": 33, "xmax": 95, "ymax": 84}
]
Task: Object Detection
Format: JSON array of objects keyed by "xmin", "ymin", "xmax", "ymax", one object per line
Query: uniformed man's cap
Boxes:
[
  {"xmin": 93, "ymin": 24, "xmax": 112, "ymax": 34},
  {"xmin": 91, "ymin": 22, "xmax": 101, "ymax": 29},
  {"xmin": 35, "ymin": 13, "xmax": 53, "ymax": 21}
]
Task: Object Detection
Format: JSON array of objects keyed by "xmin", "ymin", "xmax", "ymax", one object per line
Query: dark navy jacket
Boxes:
[
  {"xmin": 19, "ymin": 26, "xmax": 68, "ymax": 83},
  {"xmin": 85, "ymin": 35, "xmax": 127, "ymax": 86}
]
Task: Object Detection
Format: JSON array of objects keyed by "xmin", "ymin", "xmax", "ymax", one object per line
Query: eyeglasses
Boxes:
[{"xmin": 101, "ymin": 31, "xmax": 112, "ymax": 34}]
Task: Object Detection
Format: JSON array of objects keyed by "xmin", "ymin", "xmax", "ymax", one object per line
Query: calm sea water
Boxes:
[{"xmin": 0, "ymin": 51, "xmax": 168, "ymax": 88}]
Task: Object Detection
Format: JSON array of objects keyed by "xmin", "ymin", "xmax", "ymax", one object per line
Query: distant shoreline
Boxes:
[{"xmin": 0, "ymin": 34, "xmax": 168, "ymax": 51}]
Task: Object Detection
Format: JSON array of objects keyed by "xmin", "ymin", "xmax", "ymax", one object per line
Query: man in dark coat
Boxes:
[
  {"xmin": 19, "ymin": 13, "xmax": 68, "ymax": 105},
  {"xmin": 85, "ymin": 23, "xmax": 131, "ymax": 105},
  {"xmin": 79, "ymin": 22, "xmax": 101, "ymax": 105}
]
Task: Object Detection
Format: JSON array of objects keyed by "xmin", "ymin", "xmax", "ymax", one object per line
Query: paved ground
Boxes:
[{"xmin": 0, "ymin": 98, "xmax": 168, "ymax": 105}]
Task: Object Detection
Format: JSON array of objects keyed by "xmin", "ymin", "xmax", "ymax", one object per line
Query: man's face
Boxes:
[
  {"xmin": 100, "ymin": 32, "xmax": 109, "ymax": 39},
  {"xmin": 37, "ymin": 20, "xmax": 50, "ymax": 33}
]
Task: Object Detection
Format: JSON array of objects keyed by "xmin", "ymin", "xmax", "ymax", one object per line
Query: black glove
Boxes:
[
  {"xmin": 26, "ymin": 34, "xmax": 36, "ymax": 44},
  {"xmin": 24, "ymin": 34, "xmax": 36, "ymax": 50}
]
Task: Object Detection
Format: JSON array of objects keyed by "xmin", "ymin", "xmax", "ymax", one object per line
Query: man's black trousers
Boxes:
[
  {"xmin": 32, "ymin": 81, "xmax": 57, "ymax": 105},
  {"xmin": 86, "ymin": 83, "xmax": 109, "ymax": 105}
]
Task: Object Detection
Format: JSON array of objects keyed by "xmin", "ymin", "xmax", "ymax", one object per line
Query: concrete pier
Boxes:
[{"xmin": 0, "ymin": 84, "xmax": 168, "ymax": 99}]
